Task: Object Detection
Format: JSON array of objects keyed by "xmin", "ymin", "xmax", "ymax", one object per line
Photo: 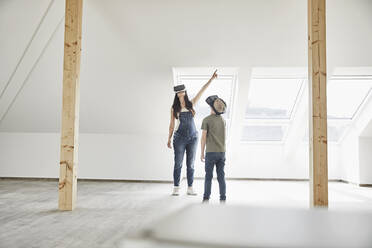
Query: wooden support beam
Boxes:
[
  {"xmin": 59, "ymin": 0, "xmax": 83, "ymax": 211},
  {"xmin": 308, "ymin": 0, "xmax": 328, "ymax": 207}
]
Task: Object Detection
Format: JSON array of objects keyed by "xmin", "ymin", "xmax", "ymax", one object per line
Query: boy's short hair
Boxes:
[
  {"xmin": 206, "ymin": 95, "xmax": 227, "ymax": 115},
  {"xmin": 213, "ymin": 98, "xmax": 226, "ymax": 114}
]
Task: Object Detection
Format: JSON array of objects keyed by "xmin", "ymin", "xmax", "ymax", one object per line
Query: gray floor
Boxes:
[{"xmin": 1, "ymin": 179, "xmax": 372, "ymax": 248}]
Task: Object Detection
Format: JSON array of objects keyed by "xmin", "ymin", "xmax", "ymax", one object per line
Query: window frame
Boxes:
[
  {"xmin": 326, "ymin": 75, "xmax": 372, "ymax": 144},
  {"xmin": 241, "ymin": 76, "xmax": 306, "ymax": 144}
]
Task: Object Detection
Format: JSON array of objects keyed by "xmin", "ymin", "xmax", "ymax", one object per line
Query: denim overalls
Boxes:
[{"xmin": 173, "ymin": 111, "xmax": 198, "ymax": 187}]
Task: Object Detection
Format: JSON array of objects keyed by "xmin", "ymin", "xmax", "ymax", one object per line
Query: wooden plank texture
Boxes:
[
  {"xmin": 308, "ymin": 0, "xmax": 328, "ymax": 207},
  {"xmin": 58, "ymin": 0, "xmax": 83, "ymax": 211}
]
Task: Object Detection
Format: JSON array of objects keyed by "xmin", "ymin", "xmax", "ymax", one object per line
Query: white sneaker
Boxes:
[
  {"xmin": 172, "ymin": 186, "xmax": 180, "ymax": 196},
  {"xmin": 187, "ymin": 186, "xmax": 197, "ymax": 196}
]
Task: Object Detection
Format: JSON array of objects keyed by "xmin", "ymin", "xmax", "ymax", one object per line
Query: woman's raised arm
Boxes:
[{"xmin": 191, "ymin": 70, "xmax": 218, "ymax": 105}]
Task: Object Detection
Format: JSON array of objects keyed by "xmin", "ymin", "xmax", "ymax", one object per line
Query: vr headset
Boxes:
[
  {"xmin": 174, "ymin": 84, "xmax": 186, "ymax": 93},
  {"xmin": 206, "ymin": 95, "xmax": 227, "ymax": 115}
]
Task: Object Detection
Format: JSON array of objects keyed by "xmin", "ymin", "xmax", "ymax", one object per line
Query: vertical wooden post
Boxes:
[
  {"xmin": 59, "ymin": 0, "xmax": 83, "ymax": 211},
  {"xmin": 308, "ymin": 0, "xmax": 328, "ymax": 207}
]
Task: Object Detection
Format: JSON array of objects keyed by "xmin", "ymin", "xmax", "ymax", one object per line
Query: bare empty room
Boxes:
[{"xmin": 1, "ymin": 0, "xmax": 372, "ymax": 247}]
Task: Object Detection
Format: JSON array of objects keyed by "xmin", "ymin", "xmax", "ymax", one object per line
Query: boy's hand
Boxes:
[{"xmin": 200, "ymin": 130, "xmax": 207, "ymax": 162}]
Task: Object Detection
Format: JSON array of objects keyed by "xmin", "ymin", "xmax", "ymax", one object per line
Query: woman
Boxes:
[{"xmin": 167, "ymin": 70, "xmax": 218, "ymax": 196}]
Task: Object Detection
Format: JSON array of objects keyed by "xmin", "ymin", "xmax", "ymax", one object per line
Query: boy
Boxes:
[{"xmin": 200, "ymin": 95, "xmax": 227, "ymax": 203}]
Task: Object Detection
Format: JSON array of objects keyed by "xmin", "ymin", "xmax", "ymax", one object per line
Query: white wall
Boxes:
[
  {"xmin": 339, "ymin": 132, "xmax": 360, "ymax": 184},
  {"xmin": 0, "ymin": 132, "xmax": 172, "ymax": 180},
  {"xmin": 359, "ymin": 137, "xmax": 372, "ymax": 185},
  {"xmin": 0, "ymin": 133, "xmax": 59, "ymax": 178},
  {"xmin": 339, "ymin": 91, "xmax": 372, "ymax": 184},
  {"xmin": 0, "ymin": 132, "xmax": 343, "ymax": 180}
]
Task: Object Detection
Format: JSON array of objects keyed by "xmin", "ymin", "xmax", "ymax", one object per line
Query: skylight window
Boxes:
[
  {"xmin": 241, "ymin": 69, "xmax": 372, "ymax": 144},
  {"xmin": 242, "ymin": 77, "xmax": 305, "ymax": 142},
  {"xmin": 241, "ymin": 125, "xmax": 287, "ymax": 142},
  {"xmin": 246, "ymin": 78, "xmax": 303, "ymax": 119},
  {"xmin": 327, "ymin": 80, "xmax": 372, "ymax": 119},
  {"xmin": 303, "ymin": 123, "xmax": 350, "ymax": 143},
  {"xmin": 328, "ymin": 124, "xmax": 349, "ymax": 142}
]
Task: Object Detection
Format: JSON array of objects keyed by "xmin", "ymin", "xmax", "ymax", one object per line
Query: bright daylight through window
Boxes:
[
  {"xmin": 244, "ymin": 73, "xmax": 372, "ymax": 144},
  {"xmin": 326, "ymin": 78, "xmax": 372, "ymax": 142},
  {"xmin": 243, "ymin": 78, "xmax": 305, "ymax": 142}
]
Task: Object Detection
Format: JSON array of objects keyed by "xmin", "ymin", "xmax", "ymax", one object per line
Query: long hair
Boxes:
[{"xmin": 172, "ymin": 91, "xmax": 195, "ymax": 119}]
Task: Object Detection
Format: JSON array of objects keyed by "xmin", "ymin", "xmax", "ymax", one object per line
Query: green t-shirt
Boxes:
[{"xmin": 201, "ymin": 114, "xmax": 226, "ymax": 153}]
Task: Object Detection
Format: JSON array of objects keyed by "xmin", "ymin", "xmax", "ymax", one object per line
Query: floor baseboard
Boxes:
[
  {"xmin": 0, "ymin": 177, "xmax": 172, "ymax": 184},
  {"xmin": 359, "ymin": 184, "xmax": 372, "ymax": 188},
  {"xmin": 2, "ymin": 177, "xmax": 371, "ymax": 186}
]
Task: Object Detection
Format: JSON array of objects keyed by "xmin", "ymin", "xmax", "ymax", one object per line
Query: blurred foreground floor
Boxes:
[{"xmin": 1, "ymin": 179, "xmax": 371, "ymax": 248}]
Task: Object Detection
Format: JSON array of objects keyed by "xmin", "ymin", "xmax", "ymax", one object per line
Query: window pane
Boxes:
[
  {"xmin": 328, "ymin": 124, "xmax": 348, "ymax": 142},
  {"xmin": 327, "ymin": 80, "xmax": 372, "ymax": 119},
  {"xmin": 246, "ymin": 79, "xmax": 303, "ymax": 119},
  {"xmin": 303, "ymin": 123, "xmax": 349, "ymax": 143},
  {"xmin": 241, "ymin": 125, "xmax": 286, "ymax": 141}
]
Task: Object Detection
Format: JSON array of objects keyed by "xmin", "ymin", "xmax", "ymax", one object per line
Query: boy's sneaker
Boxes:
[
  {"xmin": 187, "ymin": 186, "xmax": 197, "ymax": 196},
  {"xmin": 172, "ymin": 186, "xmax": 180, "ymax": 196}
]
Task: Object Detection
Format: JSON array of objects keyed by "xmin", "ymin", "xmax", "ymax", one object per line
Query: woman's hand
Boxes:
[
  {"xmin": 168, "ymin": 108, "xmax": 175, "ymax": 149},
  {"xmin": 201, "ymin": 153, "xmax": 205, "ymax": 162},
  {"xmin": 167, "ymin": 139, "xmax": 172, "ymax": 149},
  {"xmin": 210, "ymin": 69, "xmax": 218, "ymax": 81}
]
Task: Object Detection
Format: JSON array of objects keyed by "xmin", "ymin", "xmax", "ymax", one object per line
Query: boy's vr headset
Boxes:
[
  {"xmin": 206, "ymin": 95, "xmax": 227, "ymax": 115},
  {"xmin": 174, "ymin": 84, "xmax": 186, "ymax": 93}
]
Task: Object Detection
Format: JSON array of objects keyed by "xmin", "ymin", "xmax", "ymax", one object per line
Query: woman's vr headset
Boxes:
[
  {"xmin": 206, "ymin": 95, "xmax": 227, "ymax": 115},
  {"xmin": 174, "ymin": 84, "xmax": 186, "ymax": 93}
]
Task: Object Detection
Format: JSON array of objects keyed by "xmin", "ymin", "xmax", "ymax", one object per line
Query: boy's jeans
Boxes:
[{"xmin": 203, "ymin": 152, "xmax": 226, "ymax": 200}]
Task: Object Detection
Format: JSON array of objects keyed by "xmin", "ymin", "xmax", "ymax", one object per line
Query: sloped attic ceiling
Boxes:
[{"xmin": 0, "ymin": 0, "xmax": 371, "ymax": 134}]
